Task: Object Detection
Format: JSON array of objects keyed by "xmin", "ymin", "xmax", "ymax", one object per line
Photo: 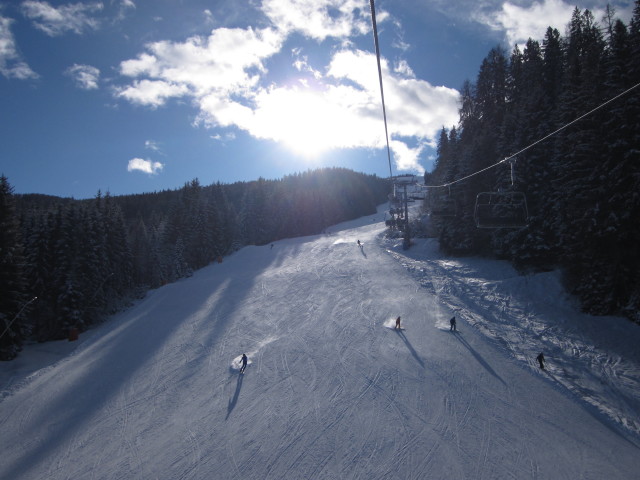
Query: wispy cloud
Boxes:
[
  {"xmin": 65, "ymin": 63, "xmax": 100, "ymax": 89},
  {"xmin": 21, "ymin": 0, "xmax": 104, "ymax": 37},
  {"xmin": 115, "ymin": 0, "xmax": 135, "ymax": 21},
  {"xmin": 127, "ymin": 157, "xmax": 163, "ymax": 175},
  {"xmin": 0, "ymin": 14, "xmax": 39, "ymax": 79},
  {"xmin": 119, "ymin": 0, "xmax": 135, "ymax": 10},
  {"xmin": 203, "ymin": 9, "xmax": 214, "ymax": 25},
  {"xmin": 211, "ymin": 132, "xmax": 236, "ymax": 143},
  {"xmin": 144, "ymin": 140, "xmax": 162, "ymax": 153}
]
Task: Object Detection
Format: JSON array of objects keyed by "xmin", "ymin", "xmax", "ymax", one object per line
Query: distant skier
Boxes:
[
  {"xmin": 395, "ymin": 316, "xmax": 401, "ymax": 329},
  {"xmin": 240, "ymin": 353, "xmax": 248, "ymax": 374},
  {"xmin": 536, "ymin": 352, "xmax": 545, "ymax": 370},
  {"xmin": 357, "ymin": 239, "xmax": 361, "ymax": 247},
  {"xmin": 450, "ymin": 316, "xmax": 457, "ymax": 332}
]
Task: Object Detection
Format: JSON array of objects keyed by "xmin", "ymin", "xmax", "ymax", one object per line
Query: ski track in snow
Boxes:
[
  {"xmin": 1, "ymin": 205, "xmax": 639, "ymax": 479},
  {"xmin": 384, "ymin": 234, "xmax": 640, "ymax": 438}
]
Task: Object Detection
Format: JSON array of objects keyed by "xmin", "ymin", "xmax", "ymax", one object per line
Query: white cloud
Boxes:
[
  {"xmin": 292, "ymin": 49, "xmax": 322, "ymax": 78},
  {"xmin": 119, "ymin": 27, "xmax": 285, "ymax": 98},
  {"xmin": 424, "ymin": 0, "xmax": 632, "ymax": 45},
  {"xmin": 115, "ymin": 79, "xmax": 189, "ymax": 107},
  {"xmin": 261, "ymin": 0, "xmax": 370, "ymax": 40},
  {"xmin": 65, "ymin": 63, "xmax": 100, "ymax": 89},
  {"xmin": 466, "ymin": 0, "xmax": 628, "ymax": 46},
  {"xmin": 390, "ymin": 139, "xmax": 426, "ymax": 174},
  {"xmin": 481, "ymin": 0, "xmax": 575, "ymax": 44},
  {"xmin": 127, "ymin": 157, "xmax": 163, "ymax": 174},
  {"xmin": 193, "ymin": 48, "xmax": 458, "ymax": 169},
  {"xmin": 115, "ymin": 0, "xmax": 460, "ymax": 174},
  {"xmin": 327, "ymin": 49, "xmax": 459, "ymax": 170},
  {"xmin": 394, "ymin": 59, "xmax": 415, "ymax": 78},
  {"xmin": 21, "ymin": 0, "xmax": 104, "ymax": 37},
  {"xmin": 0, "ymin": 14, "xmax": 38, "ymax": 79}
]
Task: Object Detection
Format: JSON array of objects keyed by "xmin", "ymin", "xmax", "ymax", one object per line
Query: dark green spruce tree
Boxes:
[{"xmin": 0, "ymin": 176, "xmax": 28, "ymax": 360}]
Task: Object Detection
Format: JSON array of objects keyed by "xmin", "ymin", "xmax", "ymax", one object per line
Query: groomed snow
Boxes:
[{"xmin": 1, "ymin": 205, "xmax": 639, "ymax": 479}]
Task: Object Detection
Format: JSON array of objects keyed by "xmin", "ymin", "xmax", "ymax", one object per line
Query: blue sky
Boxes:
[{"xmin": 0, "ymin": 0, "xmax": 634, "ymax": 198}]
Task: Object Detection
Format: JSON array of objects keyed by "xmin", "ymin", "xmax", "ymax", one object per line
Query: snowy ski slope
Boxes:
[{"xmin": 1, "ymin": 206, "xmax": 639, "ymax": 479}]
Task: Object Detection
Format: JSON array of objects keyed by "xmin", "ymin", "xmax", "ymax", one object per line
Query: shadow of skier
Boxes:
[
  {"xmin": 454, "ymin": 333, "xmax": 506, "ymax": 386},
  {"xmin": 226, "ymin": 373, "xmax": 244, "ymax": 420},
  {"xmin": 395, "ymin": 329, "xmax": 424, "ymax": 368}
]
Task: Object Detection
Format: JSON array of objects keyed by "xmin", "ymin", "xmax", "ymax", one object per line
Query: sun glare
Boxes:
[{"xmin": 262, "ymin": 87, "xmax": 341, "ymax": 159}]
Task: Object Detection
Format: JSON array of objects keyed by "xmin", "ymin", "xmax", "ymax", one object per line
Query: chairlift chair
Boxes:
[
  {"xmin": 388, "ymin": 193, "xmax": 402, "ymax": 209},
  {"xmin": 474, "ymin": 158, "xmax": 529, "ymax": 228},
  {"xmin": 474, "ymin": 191, "xmax": 529, "ymax": 228},
  {"xmin": 426, "ymin": 184, "xmax": 457, "ymax": 217},
  {"xmin": 430, "ymin": 196, "xmax": 458, "ymax": 217}
]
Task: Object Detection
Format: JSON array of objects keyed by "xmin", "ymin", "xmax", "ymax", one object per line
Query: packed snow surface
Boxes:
[{"xmin": 2, "ymin": 205, "xmax": 640, "ymax": 479}]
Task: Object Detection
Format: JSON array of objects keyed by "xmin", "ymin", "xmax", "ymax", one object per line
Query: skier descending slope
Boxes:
[
  {"xmin": 537, "ymin": 352, "xmax": 545, "ymax": 370},
  {"xmin": 240, "ymin": 353, "xmax": 248, "ymax": 374}
]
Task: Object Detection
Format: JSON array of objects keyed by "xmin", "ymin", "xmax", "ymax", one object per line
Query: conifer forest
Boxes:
[
  {"xmin": 423, "ymin": 6, "xmax": 639, "ymax": 324},
  {"xmin": 0, "ymin": 170, "xmax": 389, "ymax": 359},
  {"xmin": 2, "ymin": 5, "xmax": 640, "ymax": 360}
]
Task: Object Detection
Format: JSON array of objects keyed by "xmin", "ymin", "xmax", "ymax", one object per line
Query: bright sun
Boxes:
[
  {"xmin": 279, "ymin": 91, "xmax": 336, "ymax": 158},
  {"xmin": 258, "ymin": 87, "xmax": 346, "ymax": 159}
]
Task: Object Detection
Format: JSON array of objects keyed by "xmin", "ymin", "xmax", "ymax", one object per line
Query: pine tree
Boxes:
[
  {"xmin": 554, "ymin": 9, "xmax": 612, "ymax": 309},
  {"xmin": 443, "ymin": 47, "xmax": 510, "ymax": 254},
  {"xmin": 627, "ymin": 0, "xmax": 640, "ymax": 320},
  {"xmin": 579, "ymin": 12, "xmax": 640, "ymax": 316},
  {"xmin": 493, "ymin": 38, "xmax": 557, "ymax": 267},
  {"xmin": 239, "ymin": 178, "xmax": 272, "ymax": 245},
  {"xmin": 58, "ymin": 206, "xmax": 81, "ymax": 334},
  {"xmin": 210, "ymin": 182, "xmax": 239, "ymax": 256},
  {"xmin": 130, "ymin": 216, "xmax": 152, "ymax": 286},
  {"xmin": 0, "ymin": 176, "xmax": 28, "ymax": 359},
  {"xmin": 102, "ymin": 193, "xmax": 132, "ymax": 302},
  {"xmin": 23, "ymin": 211, "xmax": 56, "ymax": 341}
]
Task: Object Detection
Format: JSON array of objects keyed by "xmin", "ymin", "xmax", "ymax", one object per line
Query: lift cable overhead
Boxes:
[{"xmin": 369, "ymin": 0, "xmax": 394, "ymax": 180}]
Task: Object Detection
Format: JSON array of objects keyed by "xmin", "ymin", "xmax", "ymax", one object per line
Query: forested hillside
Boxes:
[
  {"xmin": 425, "ymin": 5, "xmax": 640, "ymax": 322},
  {"xmin": 0, "ymin": 169, "xmax": 389, "ymax": 360}
]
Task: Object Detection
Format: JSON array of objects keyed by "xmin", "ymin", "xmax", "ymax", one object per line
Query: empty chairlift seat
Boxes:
[
  {"xmin": 430, "ymin": 196, "xmax": 458, "ymax": 217},
  {"xmin": 474, "ymin": 191, "xmax": 529, "ymax": 228}
]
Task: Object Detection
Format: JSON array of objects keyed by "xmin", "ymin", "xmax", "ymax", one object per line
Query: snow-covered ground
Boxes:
[{"xmin": 1, "ymin": 205, "xmax": 639, "ymax": 479}]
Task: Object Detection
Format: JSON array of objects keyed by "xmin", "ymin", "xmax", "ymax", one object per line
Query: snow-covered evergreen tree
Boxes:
[{"xmin": 0, "ymin": 176, "xmax": 27, "ymax": 360}]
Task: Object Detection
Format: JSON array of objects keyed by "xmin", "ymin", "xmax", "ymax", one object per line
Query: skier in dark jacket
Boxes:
[
  {"xmin": 240, "ymin": 353, "xmax": 248, "ymax": 373},
  {"xmin": 395, "ymin": 316, "xmax": 401, "ymax": 329},
  {"xmin": 536, "ymin": 352, "xmax": 545, "ymax": 370},
  {"xmin": 450, "ymin": 316, "xmax": 457, "ymax": 331}
]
